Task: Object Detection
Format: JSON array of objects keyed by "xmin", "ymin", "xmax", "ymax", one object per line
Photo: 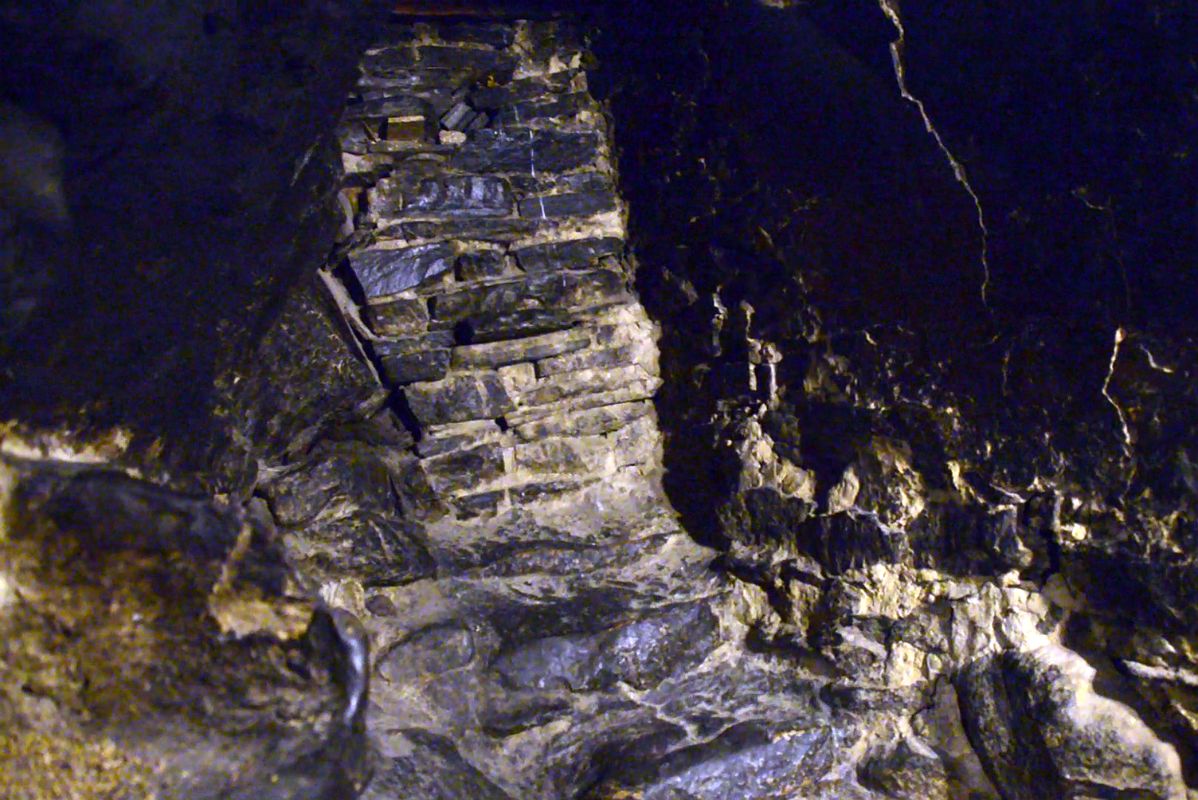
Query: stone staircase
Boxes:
[
  {"xmin": 316, "ymin": 17, "xmax": 875, "ymax": 800},
  {"xmin": 335, "ymin": 19, "xmax": 661, "ymax": 521}
]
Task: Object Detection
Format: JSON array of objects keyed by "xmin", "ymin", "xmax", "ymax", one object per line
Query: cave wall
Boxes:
[
  {"xmin": 593, "ymin": 0, "xmax": 1198, "ymax": 796},
  {"xmin": 2, "ymin": 1, "xmax": 1198, "ymax": 799}
]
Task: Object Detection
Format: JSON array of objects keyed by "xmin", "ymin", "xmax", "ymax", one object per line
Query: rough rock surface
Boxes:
[{"xmin": 2, "ymin": 2, "xmax": 1197, "ymax": 799}]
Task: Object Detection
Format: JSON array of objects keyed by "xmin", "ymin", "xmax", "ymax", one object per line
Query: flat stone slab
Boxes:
[
  {"xmin": 514, "ymin": 237, "xmax": 624, "ymax": 274},
  {"xmin": 350, "ymin": 242, "xmax": 457, "ymax": 300},
  {"xmin": 451, "ymin": 328, "xmax": 590, "ymax": 369},
  {"xmin": 404, "ymin": 374, "xmax": 514, "ymax": 426},
  {"xmin": 450, "ymin": 128, "xmax": 601, "ymax": 174}
]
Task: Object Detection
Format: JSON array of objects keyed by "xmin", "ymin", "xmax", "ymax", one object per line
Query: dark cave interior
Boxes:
[{"xmin": 1, "ymin": 1, "xmax": 1197, "ymax": 798}]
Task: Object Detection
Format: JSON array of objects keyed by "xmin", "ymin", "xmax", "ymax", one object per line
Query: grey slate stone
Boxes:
[
  {"xmin": 455, "ymin": 250, "xmax": 507, "ymax": 281},
  {"xmin": 518, "ymin": 189, "xmax": 617, "ymax": 219},
  {"xmin": 423, "ymin": 443, "xmax": 506, "ymax": 493},
  {"xmin": 429, "ymin": 270, "xmax": 628, "ymax": 334},
  {"xmin": 416, "ymin": 46, "xmax": 517, "ymax": 77},
  {"xmin": 450, "ymin": 129, "xmax": 601, "ymax": 173},
  {"xmin": 404, "ymin": 175, "xmax": 512, "ymax": 218},
  {"xmin": 451, "ymin": 328, "xmax": 590, "ymax": 369},
  {"xmin": 401, "ymin": 217, "xmax": 539, "ymax": 242},
  {"xmin": 514, "ymin": 237, "xmax": 624, "ymax": 274},
  {"xmin": 377, "ymin": 347, "xmax": 451, "ymax": 385},
  {"xmin": 404, "ymin": 374, "xmax": 514, "ymax": 426},
  {"xmin": 364, "ymin": 296, "xmax": 428, "ymax": 337},
  {"xmin": 349, "ymin": 243, "xmax": 457, "ymax": 299}
]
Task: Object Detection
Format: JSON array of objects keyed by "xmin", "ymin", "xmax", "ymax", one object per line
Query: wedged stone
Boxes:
[
  {"xmin": 404, "ymin": 374, "xmax": 514, "ymax": 426},
  {"xmin": 536, "ymin": 343, "xmax": 638, "ymax": 377},
  {"xmin": 455, "ymin": 249, "xmax": 507, "ymax": 281},
  {"xmin": 416, "ymin": 46, "xmax": 516, "ymax": 77},
  {"xmin": 349, "ymin": 242, "xmax": 457, "ymax": 300},
  {"xmin": 493, "ymin": 92, "xmax": 592, "ymax": 126},
  {"xmin": 512, "ymin": 401, "xmax": 653, "ymax": 442},
  {"xmin": 429, "ymin": 270, "xmax": 628, "ymax": 331},
  {"xmin": 417, "ymin": 176, "xmax": 510, "ymax": 218},
  {"xmin": 378, "ymin": 347, "xmax": 450, "ymax": 385},
  {"xmin": 506, "ymin": 379, "xmax": 663, "ymax": 426},
  {"xmin": 439, "ymin": 100, "xmax": 478, "ymax": 132},
  {"xmin": 518, "ymin": 188, "xmax": 617, "ymax": 219},
  {"xmin": 449, "ymin": 128, "xmax": 601, "ymax": 173},
  {"xmin": 523, "ymin": 364, "xmax": 655, "ymax": 408},
  {"xmin": 400, "ymin": 217, "xmax": 539, "ymax": 243},
  {"xmin": 451, "ymin": 328, "xmax": 590, "ymax": 369},
  {"xmin": 364, "ymin": 295, "xmax": 428, "ymax": 337},
  {"xmin": 415, "ymin": 420, "xmax": 503, "ymax": 458},
  {"xmin": 422, "ymin": 442, "xmax": 506, "ymax": 494},
  {"xmin": 514, "ymin": 237, "xmax": 623, "ymax": 274}
]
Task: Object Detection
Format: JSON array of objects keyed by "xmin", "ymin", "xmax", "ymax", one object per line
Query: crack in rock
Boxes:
[{"xmin": 878, "ymin": 0, "xmax": 992, "ymax": 309}]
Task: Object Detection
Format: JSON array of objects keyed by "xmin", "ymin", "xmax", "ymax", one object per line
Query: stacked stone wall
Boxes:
[{"xmin": 333, "ymin": 19, "xmax": 661, "ymax": 519}]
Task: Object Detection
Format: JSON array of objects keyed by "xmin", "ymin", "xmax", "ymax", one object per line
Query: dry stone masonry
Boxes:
[{"xmin": 335, "ymin": 19, "xmax": 660, "ymax": 520}]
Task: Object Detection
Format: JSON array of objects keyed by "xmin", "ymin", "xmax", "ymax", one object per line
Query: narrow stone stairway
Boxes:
[{"xmin": 304, "ymin": 15, "xmax": 878, "ymax": 800}]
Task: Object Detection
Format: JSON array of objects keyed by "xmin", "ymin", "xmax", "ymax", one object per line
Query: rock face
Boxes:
[
  {"xmin": 3, "ymin": 2, "xmax": 1197, "ymax": 799},
  {"xmin": 0, "ymin": 454, "xmax": 369, "ymax": 800}
]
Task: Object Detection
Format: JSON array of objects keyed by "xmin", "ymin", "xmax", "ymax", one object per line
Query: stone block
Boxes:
[
  {"xmin": 505, "ymin": 378, "xmax": 663, "ymax": 426},
  {"xmin": 385, "ymin": 115, "xmax": 428, "ymax": 143},
  {"xmin": 493, "ymin": 93, "xmax": 591, "ymax": 126},
  {"xmin": 512, "ymin": 437, "xmax": 610, "ymax": 478},
  {"xmin": 401, "ymin": 217, "xmax": 539, "ymax": 243},
  {"xmin": 415, "ymin": 420, "xmax": 502, "ymax": 458},
  {"xmin": 449, "ymin": 129, "xmax": 601, "ymax": 173},
  {"xmin": 430, "ymin": 270, "xmax": 627, "ymax": 328},
  {"xmin": 513, "ymin": 237, "xmax": 623, "ymax": 274},
  {"xmin": 453, "ymin": 490, "xmax": 507, "ymax": 519},
  {"xmin": 371, "ymin": 330, "xmax": 454, "ymax": 356},
  {"xmin": 364, "ymin": 296, "xmax": 428, "ymax": 337},
  {"xmin": 536, "ymin": 343, "xmax": 637, "ymax": 377},
  {"xmin": 361, "ymin": 45, "xmax": 420, "ymax": 75},
  {"xmin": 451, "ymin": 328, "xmax": 590, "ymax": 369},
  {"xmin": 440, "ymin": 101, "xmax": 478, "ymax": 132},
  {"xmin": 422, "ymin": 442, "xmax": 506, "ymax": 494},
  {"xmin": 404, "ymin": 374, "xmax": 514, "ymax": 426},
  {"xmin": 377, "ymin": 347, "xmax": 450, "ymax": 385},
  {"xmin": 512, "ymin": 401, "xmax": 653, "ymax": 442},
  {"xmin": 403, "ymin": 175, "xmax": 513, "ymax": 218},
  {"xmin": 416, "ymin": 46, "xmax": 516, "ymax": 77},
  {"xmin": 345, "ymin": 95, "xmax": 427, "ymax": 121},
  {"xmin": 518, "ymin": 188, "xmax": 616, "ymax": 219},
  {"xmin": 469, "ymin": 73, "xmax": 575, "ymax": 109},
  {"xmin": 510, "ymin": 480, "xmax": 587, "ymax": 505},
  {"xmin": 522, "ymin": 364, "xmax": 652, "ymax": 407},
  {"xmin": 349, "ymin": 242, "xmax": 457, "ymax": 300},
  {"xmin": 455, "ymin": 250, "xmax": 507, "ymax": 281},
  {"xmin": 469, "ymin": 310, "xmax": 576, "ymax": 344}
]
